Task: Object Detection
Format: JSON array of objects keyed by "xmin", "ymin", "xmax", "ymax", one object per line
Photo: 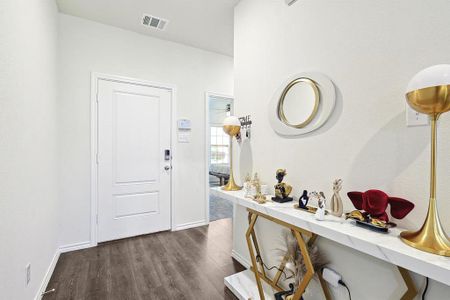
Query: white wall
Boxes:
[
  {"xmin": 58, "ymin": 14, "xmax": 233, "ymax": 247},
  {"xmin": 0, "ymin": 0, "xmax": 59, "ymax": 299},
  {"xmin": 233, "ymin": 0, "xmax": 450, "ymax": 299}
]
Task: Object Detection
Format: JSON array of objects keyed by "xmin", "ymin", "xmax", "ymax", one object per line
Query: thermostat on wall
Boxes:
[{"xmin": 177, "ymin": 119, "xmax": 191, "ymax": 130}]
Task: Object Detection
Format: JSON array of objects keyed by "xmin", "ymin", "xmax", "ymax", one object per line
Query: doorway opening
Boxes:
[{"xmin": 206, "ymin": 93, "xmax": 234, "ymax": 222}]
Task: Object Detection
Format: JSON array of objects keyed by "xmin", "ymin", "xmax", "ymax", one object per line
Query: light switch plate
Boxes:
[{"xmin": 406, "ymin": 104, "xmax": 429, "ymax": 127}]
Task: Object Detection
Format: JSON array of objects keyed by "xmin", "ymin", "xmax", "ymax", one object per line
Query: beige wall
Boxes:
[
  {"xmin": 233, "ymin": 0, "xmax": 450, "ymax": 299},
  {"xmin": 57, "ymin": 14, "xmax": 234, "ymax": 247},
  {"xmin": 0, "ymin": 0, "xmax": 59, "ymax": 299}
]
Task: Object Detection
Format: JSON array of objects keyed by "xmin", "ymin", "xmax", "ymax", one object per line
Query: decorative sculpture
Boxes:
[
  {"xmin": 347, "ymin": 190, "xmax": 414, "ymax": 223},
  {"xmin": 244, "ymin": 173, "xmax": 267, "ymax": 204},
  {"xmin": 243, "ymin": 173, "xmax": 252, "ymax": 197},
  {"xmin": 330, "ymin": 179, "xmax": 343, "ymax": 217},
  {"xmin": 298, "ymin": 190, "xmax": 309, "ymax": 209},
  {"xmin": 253, "ymin": 173, "xmax": 267, "ymax": 204},
  {"xmin": 310, "ymin": 191, "xmax": 326, "ymax": 221},
  {"xmin": 272, "ymin": 169, "xmax": 293, "ymax": 203},
  {"xmin": 277, "ymin": 231, "xmax": 327, "ymax": 296},
  {"xmin": 294, "ymin": 190, "xmax": 327, "ymax": 217}
]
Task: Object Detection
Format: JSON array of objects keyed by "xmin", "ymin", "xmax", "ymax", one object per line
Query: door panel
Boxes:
[
  {"xmin": 114, "ymin": 92, "xmax": 159, "ymax": 183},
  {"xmin": 114, "ymin": 192, "xmax": 159, "ymax": 218},
  {"xmin": 97, "ymin": 79, "xmax": 171, "ymax": 242}
]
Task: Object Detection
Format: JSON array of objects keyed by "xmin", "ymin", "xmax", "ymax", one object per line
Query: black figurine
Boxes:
[
  {"xmin": 272, "ymin": 169, "xmax": 293, "ymax": 203},
  {"xmin": 299, "ymin": 190, "xmax": 309, "ymax": 209}
]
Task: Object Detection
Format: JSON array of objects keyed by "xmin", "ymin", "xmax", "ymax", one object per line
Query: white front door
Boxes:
[{"xmin": 97, "ymin": 79, "xmax": 172, "ymax": 242}]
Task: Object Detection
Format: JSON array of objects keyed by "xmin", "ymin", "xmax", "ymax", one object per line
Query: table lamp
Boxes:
[
  {"xmin": 222, "ymin": 116, "xmax": 242, "ymax": 191},
  {"xmin": 400, "ymin": 64, "xmax": 450, "ymax": 256}
]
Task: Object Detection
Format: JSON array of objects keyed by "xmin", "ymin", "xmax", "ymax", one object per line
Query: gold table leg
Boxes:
[
  {"xmin": 248, "ymin": 212, "xmax": 267, "ymax": 278},
  {"xmin": 245, "ymin": 210, "xmax": 417, "ymax": 300},
  {"xmin": 398, "ymin": 266, "xmax": 418, "ymax": 300},
  {"xmin": 246, "ymin": 213, "xmax": 265, "ymax": 299},
  {"xmin": 245, "ymin": 209, "xmax": 331, "ymax": 300}
]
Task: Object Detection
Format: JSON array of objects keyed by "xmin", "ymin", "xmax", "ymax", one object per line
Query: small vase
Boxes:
[{"xmin": 330, "ymin": 179, "xmax": 343, "ymax": 217}]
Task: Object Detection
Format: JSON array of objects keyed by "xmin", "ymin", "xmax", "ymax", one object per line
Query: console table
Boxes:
[{"xmin": 211, "ymin": 188, "xmax": 450, "ymax": 300}]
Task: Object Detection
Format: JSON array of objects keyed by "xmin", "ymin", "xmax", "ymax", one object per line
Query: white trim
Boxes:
[
  {"xmin": 204, "ymin": 92, "xmax": 234, "ymax": 224},
  {"xmin": 172, "ymin": 220, "xmax": 208, "ymax": 231},
  {"xmin": 34, "ymin": 250, "xmax": 60, "ymax": 300},
  {"xmin": 91, "ymin": 72, "xmax": 177, "ymax": 246},
  {"xmin": 231, "ymin": 249, "xmax": 250, "ymax": 269},
  {"xmin": 59, "ymin": 241, "xmax": 92, "ymax": 253}
]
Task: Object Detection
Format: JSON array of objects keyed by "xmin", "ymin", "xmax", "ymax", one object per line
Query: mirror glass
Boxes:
[{"xmin": 279, "ymin": 79, "xmax": 319, "ymax": 128}]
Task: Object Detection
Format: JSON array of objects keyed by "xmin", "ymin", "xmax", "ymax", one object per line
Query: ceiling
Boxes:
[{"xmin": 56, "ymin": 0, "xmax": 240, "ymax": 56}]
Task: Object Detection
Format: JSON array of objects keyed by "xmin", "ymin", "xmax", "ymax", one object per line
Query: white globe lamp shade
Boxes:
[
  {"xmin": 223, "ymin": 116, "xmax": 241, "ymax": 126},
  {"xmin": 407, "ymin": 64, "xmax": 450, "ymax": 93},
  {"xmin": 223, "ymin": 116, "xmax": 241, "ymax": 137}
]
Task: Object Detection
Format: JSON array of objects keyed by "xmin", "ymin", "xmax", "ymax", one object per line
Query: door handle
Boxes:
[{"xmin": 164, "ymin": 165, "xmax": 172, "ymax": 171}]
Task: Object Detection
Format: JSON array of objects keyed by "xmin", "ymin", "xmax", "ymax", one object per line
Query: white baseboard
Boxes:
[
  {"xmin": 231, "ymin": 249, "xmax": 250, "ymax": 268},
  {"xmin": 59, "ymin": 241, "xmax": 92, "ymax": 253},
  {"xmin": 34, "ymin": 249, "xmax": 60, "ymax": 300},
  {"xmin": 172, "ymin": 220, "xmax": 208, "ymax": 231}
]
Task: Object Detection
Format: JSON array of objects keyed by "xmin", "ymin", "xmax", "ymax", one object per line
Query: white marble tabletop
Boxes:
[{"xmin": 211, "ymin": 188, "xmax": 450, "ymax": 286}]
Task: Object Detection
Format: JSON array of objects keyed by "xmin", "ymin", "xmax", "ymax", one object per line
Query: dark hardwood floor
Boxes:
[{"xmin": 44, "ymin": 218, "xmax": 244, "ymax": 300}]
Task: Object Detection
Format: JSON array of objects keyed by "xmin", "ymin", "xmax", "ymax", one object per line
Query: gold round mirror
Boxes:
[{"xmin": 277, "ymin": 77, "xmax": 320, "ymax": 128}]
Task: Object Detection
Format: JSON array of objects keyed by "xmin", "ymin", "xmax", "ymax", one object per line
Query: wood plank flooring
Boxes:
[{"xmin": 43, "ymin": 218, "xmax": 244, "ymax": 300}]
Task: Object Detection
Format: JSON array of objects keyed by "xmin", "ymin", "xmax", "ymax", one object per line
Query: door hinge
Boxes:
[
  {"xmin": 96, "ymin": 153, "xmax": 99, "ymax": 164},
  {"xmin": 96, "ymin": 214, "xmax": 98, "ymax": 224}
]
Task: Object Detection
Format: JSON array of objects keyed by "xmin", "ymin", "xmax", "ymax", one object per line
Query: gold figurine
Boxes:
[
  {"xmin": 244, "ymin": 172, "xmax": 267, "ymax": 204},
  {"xmin": 345, "ymin": 210, "xmax": 365, "ymax": 222},
  {"xmin": 253, "ymin": 180, "xmax": 267, "ymax": 204},
  {"xmin": 272, "ymin": 169, "xmax": 293, "ymax": 203}
]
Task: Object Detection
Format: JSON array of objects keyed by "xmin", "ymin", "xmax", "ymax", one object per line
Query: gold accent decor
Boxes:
[
  {"xmin": 245, "ymin": 209, "xmax": 331, "ymax": 300},
  {"xmin": 398, "ymin": 266, "xmax": 418, "ymax": 300},
  {"xmin": 222, "ymin": 124, "xmax": 242, "ymax": 191},
  {"xmin": 293, "ymin": 203, "xmax": 329, "ymax": 215},
  {"xmin": 245, "ymin": 209, "xmax": 418, "ymax": 300},
  {"xmin": 345, "ymin": 210, "xmax": 365, "ymax": 221},
  {"xmin": 277, "ymin": 78, "xmax": 320, "ymax": 128},
  {"xmin": 400, "ymin": 84, "xmax": 450, "ymax": 256}
]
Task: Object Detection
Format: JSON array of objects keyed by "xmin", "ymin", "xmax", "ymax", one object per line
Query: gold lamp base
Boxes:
[
  {"xmin": 221, "ymin": 178, "xmax": 242, "ymax": 191},
  {"xmin": 221, "ymin": 121, "xmax": 242, "ymax": 192},
  {"xmin": 400, "ymin": 198, "xmax": 450, "ymax": 256}
]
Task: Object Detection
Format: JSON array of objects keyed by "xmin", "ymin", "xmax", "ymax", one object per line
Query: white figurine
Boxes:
[
  {"xmin": 243, "ymin": 173, "xmax": 252, "ymax": 197},
  {"xmin": 311, "ymin": 191, "xmax": 326, "ymax": 221}
]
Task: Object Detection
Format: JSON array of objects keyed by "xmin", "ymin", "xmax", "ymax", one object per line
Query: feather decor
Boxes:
[{"xmin": 276, "ymin": 230, "xmax": 327, "ymax": 291}]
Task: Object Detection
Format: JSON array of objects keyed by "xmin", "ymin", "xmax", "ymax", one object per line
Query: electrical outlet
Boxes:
[
  {"xmin": 406, "ymin": 104, "xmax": 429, "ymax": 127},
  {"xmin": 26, "ymin": 264, "xmax": 31, "ymax": 285}
]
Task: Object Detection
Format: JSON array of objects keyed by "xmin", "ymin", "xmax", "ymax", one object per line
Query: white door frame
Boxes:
[
  {"xmin": 204, "ymin": 92, "xmax": 234, "ymax": 224},
  {"xmin": 91, "ymin": 72, "xmax": 177, "ymax": 247}
]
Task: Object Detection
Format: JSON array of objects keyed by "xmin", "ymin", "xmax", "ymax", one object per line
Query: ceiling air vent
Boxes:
[{"xmin": 142, "ymin": 14, "xmax": 168, "ymax": 30}]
